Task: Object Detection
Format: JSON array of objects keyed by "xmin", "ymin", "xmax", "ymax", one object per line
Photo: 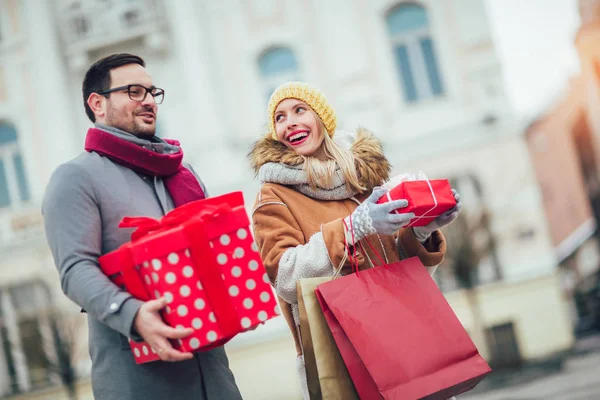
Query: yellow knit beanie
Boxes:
[{"xmin": 267, "ymin": 82, "xmax": 337, "ymax": 140}]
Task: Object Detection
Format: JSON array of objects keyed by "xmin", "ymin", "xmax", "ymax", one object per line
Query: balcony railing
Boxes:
[{"xmin": 56, "ymin": 0, "xmax": 165, "ymax": 54}]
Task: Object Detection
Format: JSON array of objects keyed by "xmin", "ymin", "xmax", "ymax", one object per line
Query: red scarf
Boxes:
[{"xmin": 84, "ymin": 127, "xmax": 205, "ymax": 207}]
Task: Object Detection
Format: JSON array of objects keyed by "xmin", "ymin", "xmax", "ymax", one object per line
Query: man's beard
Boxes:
[{"xmin": 105, "ymin": 104, "xmax": 155, "ymax": 137}]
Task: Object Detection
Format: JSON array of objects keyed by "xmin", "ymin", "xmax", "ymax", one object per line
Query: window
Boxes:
[
  {"xmin": 0, "ymin": 123, "xmax": 30, "ymax": 208},
  {"xmin": 0, "ymin": 295, "xmax": 18, "ymax": 396},
  {"xmin": 18, "ymin": 320, "xmax": 49, "ymax": 388},
  {"xmin": 258, "ymin": 47, "xmax": 299, "ymax": 102},
  {"xmin": 386, "ymin": 3, "xmax": 444, "ymax": 103},
  {"xmin": 0, "ymin": 283, "xmax": 57, "ymax": 394},
  {"xmin": 72, "ymin": 15, "xmax": 89, "ymax": 38},
  {"xmin": 0, "ymin": 4, "xmax": 6, "ymax": 44},
  {"xmin": 11, "ymin": 285, "xmax": 50, "ymax": 390}
]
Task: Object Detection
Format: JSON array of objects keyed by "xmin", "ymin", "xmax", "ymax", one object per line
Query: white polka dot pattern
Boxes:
[
  {"xmin": 233, "ymin": 247, "xmax": 245, "ymax": 259},
  {"xmin": 220, "ymin": 234, "xmax": 231, "ymax": 246},
  {"xmin": 167, "ymin": 253, "xmax": 179, "ymax": 265},
  {"xmin": 231, "ymin": 266, "xmax": 242, "ymax": 277},
  {"xmin": 192, "ymin": 318, "xmax": 203, "ymax": 329},
  {"xmin": 248, "ymin": 260, "xmax": 259, "ymax": 271},
  {"xmin": 237, "ymin": 228, "xmax": 248, "ymax": 239},
  {"xmin": 258, "ymin": 311, "xmax": 268, "ymax": 321},
  {"xmin": 132, "ymin": 213, "xmax": 278, "ymax": 358},
  {"xmin": 194, "ymin": 298, "xmax": 205, "ymax": 310},
  {"xmin": 164, "ymin": 292, "xmax": 173, "ymax": 303},
  {"xmin": 207, "ymin": 331, "xmax": 218, "ymax": 342},
  {"xmin": 165, "ymin": 272, "xmax": 176, "ymax": 284},
  {"xmin": 177, "ymin": 305, "xmax": 188, "ymax": 317},
  {"xmin": 127, "ymin": 337, "xmax": 158, "ymax": 364},
  {"xmin": 180, "ymin": 285, "xmax": 191, "ymax": 297},
  {"xmin": 229, "ymin": 285, "xmax": 239, "ymax": 297},
  {"xmin": 260, "ymin": 292, "xmax": 270, "ymax": 302},
  {"xmin": 183, "ymin": 266, "xmax": 194, "ymax": 278}
]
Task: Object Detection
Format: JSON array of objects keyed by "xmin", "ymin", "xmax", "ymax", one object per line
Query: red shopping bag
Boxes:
[{"xmin": 315, "ymin": 255, "xmax": 491, "ymax": 399}]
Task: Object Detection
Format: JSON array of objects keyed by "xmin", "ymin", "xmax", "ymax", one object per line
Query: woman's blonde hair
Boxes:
[{"xmin": 303, "ymin": 119, "xmax": 366, "ymax": 193}]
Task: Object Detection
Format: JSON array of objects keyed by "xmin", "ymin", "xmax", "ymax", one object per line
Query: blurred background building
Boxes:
[
  {"xmin": 0, "ymin": 0, "xmax": 594, "ymax": 399},
  {"xmin": 525, "ymin": 0, "xmax": 600, "ymax": 339}
]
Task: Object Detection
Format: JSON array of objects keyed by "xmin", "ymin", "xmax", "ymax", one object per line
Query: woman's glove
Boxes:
[
  {"xmin": 412, "ymin": 189, "xmax": 462, "ymax": 242},
  {"xmin": 343, "ymin": 187, "xmax": 414, "ymax": 245}
]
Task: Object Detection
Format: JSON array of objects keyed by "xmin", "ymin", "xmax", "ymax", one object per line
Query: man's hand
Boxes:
[{"xmin": 133, "ymin": 297, "xmax": 195, "ymax": 362}]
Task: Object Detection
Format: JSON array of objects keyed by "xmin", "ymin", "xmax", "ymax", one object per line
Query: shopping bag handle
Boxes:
[
  {"xmin": 359, "ymin": 238, "xmax": 388, "ymax": 268},
  {"xmin": 342, "ymin": 214, "xmax": 389, "ymax": 274},
  {"xmin": 341, "ymin": 216, "xmax": 361, "ymax": 276},
  {"xmin": 332, "ymin": 251, "xmax": 349, "ymax": 280}
]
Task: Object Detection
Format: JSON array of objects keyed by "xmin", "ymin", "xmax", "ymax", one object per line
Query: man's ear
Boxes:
[{"xmin": 87, "ymin": 93, "xmax": 106, "ymax": 119}]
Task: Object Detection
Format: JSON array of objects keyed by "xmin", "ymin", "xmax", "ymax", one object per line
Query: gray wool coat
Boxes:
[{"xmin": 42, "ymin": 128, "xmax": 242, "ymax": 400}]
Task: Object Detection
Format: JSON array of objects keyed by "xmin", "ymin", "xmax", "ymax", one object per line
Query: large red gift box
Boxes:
[
  {"xmin": 99, "ymin": 191, "xmax": 280, "ymax": 364},
  {"xmin": 377, "ymin": 179, "xmax": 456, "ymax": 227}
]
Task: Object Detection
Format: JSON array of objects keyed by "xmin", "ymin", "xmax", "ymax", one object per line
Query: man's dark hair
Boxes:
[{"xmin": 82, "ymin": 53, "xmax": 145, "ymax": 122}]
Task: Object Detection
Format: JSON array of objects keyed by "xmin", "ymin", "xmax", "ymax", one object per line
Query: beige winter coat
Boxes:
[{"xmin": 249, "ymin": 128, "xmax": 447, "ymax": 355}]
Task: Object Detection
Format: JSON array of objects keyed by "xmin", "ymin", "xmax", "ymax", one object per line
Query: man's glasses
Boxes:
[{"xmin": 97, "ymin": 84, "xmax": 165, "ymax": 104}]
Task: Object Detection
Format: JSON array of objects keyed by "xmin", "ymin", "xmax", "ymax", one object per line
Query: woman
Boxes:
[{"xmin": 249, "ymin": 82, "xmax": 461, "ymax": 398}]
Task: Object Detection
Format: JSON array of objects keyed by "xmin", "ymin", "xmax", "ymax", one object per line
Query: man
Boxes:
[{"xmin": 43, "ymin": 53, "xmax": 242, "ymax": 400}]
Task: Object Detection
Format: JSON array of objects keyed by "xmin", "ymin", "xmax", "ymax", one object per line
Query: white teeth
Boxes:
[{"xmin": 289, "ymin": 132, "xmax": 308, "ymax": 141}]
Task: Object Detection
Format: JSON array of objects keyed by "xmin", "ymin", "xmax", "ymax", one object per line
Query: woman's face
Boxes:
[{"xmin": 274, "ymin": 99, "xmax": 326, "ymax": 158}]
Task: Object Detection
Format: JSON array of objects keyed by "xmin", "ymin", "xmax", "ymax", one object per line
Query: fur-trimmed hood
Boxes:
[{"xmin": 247, "ymin": 127, "xmax": 391, "ymax": 191}]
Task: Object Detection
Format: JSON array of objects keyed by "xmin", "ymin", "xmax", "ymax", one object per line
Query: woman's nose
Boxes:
[{"xmin": 286, "ymin": 115, "xmax": 298, "ymax": 129}]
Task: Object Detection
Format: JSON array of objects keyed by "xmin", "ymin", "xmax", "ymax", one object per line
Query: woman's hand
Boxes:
[
  {"xmin": 412, "ymin": 189, "xmax": 462, "ymax": 242},
  {"xmin": 344, "ymin": 187, "xmax": 415, "ymax": 243}
]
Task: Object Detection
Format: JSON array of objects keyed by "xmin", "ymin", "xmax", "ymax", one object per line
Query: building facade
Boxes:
[
  {"xmin": 525, "ymin": 0, "xmax": 600, "ymax": 337},
  {"xmin": 0, "ymin": 0, "xmax": 574, "ymax": 398}
]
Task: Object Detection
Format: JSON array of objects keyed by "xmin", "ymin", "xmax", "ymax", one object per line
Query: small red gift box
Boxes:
[
  {"xmin": 99, "ymin": 192, "xmax": 280, "ymax": 364},
  {"xmin": 377, "ymin": 179, "xmax": 456, "ymax": 227}
]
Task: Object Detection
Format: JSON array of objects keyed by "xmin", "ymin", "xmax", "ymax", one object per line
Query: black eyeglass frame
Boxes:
[{"xmin": 97, "ymin": 84, "xmax": 165, "ymax": 104}]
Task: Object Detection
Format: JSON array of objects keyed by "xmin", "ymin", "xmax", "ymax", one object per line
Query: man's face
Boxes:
[{"xmin": 101, "ymin": 64, "xmax": 158, "ymax": 137}]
